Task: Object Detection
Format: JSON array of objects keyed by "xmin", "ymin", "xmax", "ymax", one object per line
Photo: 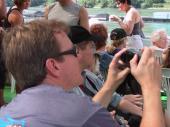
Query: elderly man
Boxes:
[{"xmin": 151, "ymin": 29, "xmax": 168, "ymax": 50}]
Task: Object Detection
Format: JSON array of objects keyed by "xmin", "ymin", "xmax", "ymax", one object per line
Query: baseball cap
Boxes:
[
  {"xmin": 68, "ymin": 26, "xmax": 101, "ymax": 44},
  {"xmin": 110, "ymin": 28, "xmax": 127, "ymax": 40}
]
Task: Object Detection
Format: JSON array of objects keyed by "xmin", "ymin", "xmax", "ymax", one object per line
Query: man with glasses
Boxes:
[
  {"xmin": 0, "ymin": 19, "xmax": 164, "ymax": 127},
  {"xmin": 0, "ymin": 19, "xmax": 126, "ymax": 127}
]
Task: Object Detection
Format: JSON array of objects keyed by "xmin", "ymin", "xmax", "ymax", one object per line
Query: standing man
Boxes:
[{"xmin": 45, "ymin": 0, "xmax": 89, "ymax": 30}]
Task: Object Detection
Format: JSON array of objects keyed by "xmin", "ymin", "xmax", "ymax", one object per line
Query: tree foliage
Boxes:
[
  {"xmin": 6, "ymin": 0, "xmax": 166, "ymax": 8},
  {"xmin": 78, "ymin": 0, "xmax": 166, "ymax": 8}
]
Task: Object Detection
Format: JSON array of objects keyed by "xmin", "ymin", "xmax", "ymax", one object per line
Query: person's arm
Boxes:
[
  {"xmin": 0, "ymin": 0, "xmax": 6, "ymax": 19},
  {"xmin": 44, "ymin": 5, "xmax": 49, "ymax": 19},
  {"xmin": 110, "ymin": 9, "xmax": 137, "ymax": 35},
  {"xmin": 92, "ymin": 48, "xmax": 130, "ymax": 108},
  {"xmin": 140, "ymin": 17, "xmax": 144, "ymax": 28},
  {"xmin": 123, "ymin": 94, "xmax": 143, "ymax": 107},
  {"xmin": 8, "ymin": 11, "xmax": 23, "ymax": 26},
  {"xmin": 130, "ymin": 47, "xmax": 165, "ymax": 127},
  {"xmin": 118, "ymin": 98, "xmax": 142, "ymax": 117},
  {"xmin": 79, "ymin": 7, "xmax": 89, "ymax": 31}
]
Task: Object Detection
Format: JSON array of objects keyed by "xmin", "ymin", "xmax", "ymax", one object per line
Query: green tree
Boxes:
[
  {"xmin": 101, "ymin": 0, "xmax": 109, "ymax": 8},
  {"xmin": 79, "ymin": 0, "xmax": 95, "ymax": 7},
  {"xmin": 107, "ymin": 0, "xmax": 114, "ymax": 7},
  {"xmin": 144, "ymin": 0, "xmax": 153, "ymax": 7},
  {"xmin": 153, "ymin": 0, "xmax": 165, "ymax": 3}
]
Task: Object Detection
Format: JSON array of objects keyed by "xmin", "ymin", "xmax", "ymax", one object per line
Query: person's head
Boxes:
[
  {"xmin": 151, "ymin": 29, "xmax": 168, "ymax": 49},
  {"xmin": 13, "ymin": 0, "xmax": 31, "ymax": 9},
  {"xmin": 162, "ymin": 46, "xmax": 170, "ymax": 68},
  {"xmin": 106, "ymin": 28, "xmax": 127, "ymax": 53},
  {"xmin": 90, "ymin": 23, "xmax": 108, "ymax": 51},
  {"xmin": 69, "ymin": 26, "xmax": 98, "ymax": 71},
  {"xmin": 115, "ymin": 0, "xmax": 131, "ymax": 11},
  {"xmin": 3, "ymin": 20, "xmax": 82, "ymax": 91}
]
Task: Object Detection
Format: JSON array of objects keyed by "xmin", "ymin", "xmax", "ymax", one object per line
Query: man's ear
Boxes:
[{"xmin": 45, "ymin": 58, "xmax": 60, "ymax": 77}]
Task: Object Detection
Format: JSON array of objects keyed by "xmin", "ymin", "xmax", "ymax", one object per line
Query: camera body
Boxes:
[
  {"xmin": 113, "ymin": 48, "xmax": 142, "ymax": 95},
  {"xmin": 120, "ymin": 48, "xmax": 141, "ymax": 68}
]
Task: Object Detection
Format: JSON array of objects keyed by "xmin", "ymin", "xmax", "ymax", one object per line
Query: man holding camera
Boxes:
[{"xmin": 0, "ymin": 19, "xmax": 165, "ymax": 127}]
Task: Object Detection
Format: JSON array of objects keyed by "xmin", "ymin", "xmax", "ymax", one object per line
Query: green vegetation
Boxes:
[
  {"xmin": 78, "ymin": 0, "xmax": 167, "ymax": 8},
  {"xmin": 6, "ymin": 0, "xmax": 170, "ymax": 9}
]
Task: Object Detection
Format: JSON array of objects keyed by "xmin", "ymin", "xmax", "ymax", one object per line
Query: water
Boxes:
[
  {"xmin": 105, "ymin": 21, "xmax": 170, "ymax": 37},
  {"xmin": 24, "ymin": 6, "xmax": 170, "ymax": 37},
  {"xmin": 88, "ymin": 8, "xmax": 170, "ymax": 37}
]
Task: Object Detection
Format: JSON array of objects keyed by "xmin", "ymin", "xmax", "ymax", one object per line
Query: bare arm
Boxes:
[
  {"xmin": 79, "ymin": 7, "xmax": 89, "ymax": 31},
  {"xmin": 140, "ymin": 17, "xmax": 144, "ymax": 28},
  {"xmin": 0, "ymin": 0, "xmax": 6, "ymax": 19},
  {"xmin": 130, "ymin": 47, "xmax": 165, "ymax": 127},
  {"xmin": 110, "ymin": 8, "xmax": 138, "ymax": 35},
  {"xmin": 118, "ymin": 98, "xmax": 142, "ymax": 117},
  {"xmin": 8, "ymin": 11, "xmax": 23, "ymax": 26},
  {"xmin": 92, "ymin": 49, "xmax": 130, "ymax": 108}
]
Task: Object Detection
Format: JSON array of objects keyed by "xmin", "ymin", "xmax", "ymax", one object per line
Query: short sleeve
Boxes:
[{"xmin": 82, "ymin": 108, "xmax": 120, "ymax": 127}]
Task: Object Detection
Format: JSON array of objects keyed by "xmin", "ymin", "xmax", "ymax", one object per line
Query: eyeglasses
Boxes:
[{"xmin": 57, "ymin": 45, "xmax": 79, "ymax": 57}]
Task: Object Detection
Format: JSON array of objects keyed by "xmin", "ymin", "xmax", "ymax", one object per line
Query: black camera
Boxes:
[
  {"xmin": 120, "ymin": 49, "xmax": 141, "ymax": 68},
  {"xmin": 115, "ymin": 49, "xmax": 142, "ymax": 95}
]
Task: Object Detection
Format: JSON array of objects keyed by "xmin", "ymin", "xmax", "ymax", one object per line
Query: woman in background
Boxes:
[
  {"xmin": 90, "ymin": 23, "xmax": 108, "ymax": 51},
  {"xmin": 4, "ymin": 0, "xmax": 31, "ymax": 28},
  {"xmin": 106, "ymin": 28, "xmax": 127, "ymax": 54},
  {"xmin": 110, "ymin": 0, "xmax": 144, "ymax": 49},
  {"xmin": 45, "ymin": 0, "xmax": 89, "ymax": 30}
]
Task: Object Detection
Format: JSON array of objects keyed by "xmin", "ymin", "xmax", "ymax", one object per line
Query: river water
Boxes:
[{"xmin": 25, "ymin": 6, "xmax": 170, "ymax": 45}]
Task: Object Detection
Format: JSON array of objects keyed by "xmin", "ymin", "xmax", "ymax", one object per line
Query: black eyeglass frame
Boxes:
[{"xmin": 57, "ymin": 45, "xmax": 78, "ymax": 57}]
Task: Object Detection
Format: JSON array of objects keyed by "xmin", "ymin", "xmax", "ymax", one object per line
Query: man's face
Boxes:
[
  {"xmin": 77, "ymin": 41, "xmax": 96, "ymax": 71},
  {"xmin": 54, "ymin": 31, "xmax": 83, "ymax": 89}
]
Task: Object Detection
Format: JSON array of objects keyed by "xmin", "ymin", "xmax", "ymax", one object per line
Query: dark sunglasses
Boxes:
[{"xmin": 57, "ymin": 45, "xmax": 79, "ymax": 57}]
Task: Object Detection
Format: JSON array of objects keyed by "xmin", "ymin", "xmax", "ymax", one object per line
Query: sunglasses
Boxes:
[{"xmin": 57, "ymin": 45, "xmax": 79, "ymax": 57}]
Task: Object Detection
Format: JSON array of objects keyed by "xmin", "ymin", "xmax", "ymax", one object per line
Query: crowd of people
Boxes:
[{"xmin": 0, "ymin": 0, "xmax": 169, "ymax": 127}]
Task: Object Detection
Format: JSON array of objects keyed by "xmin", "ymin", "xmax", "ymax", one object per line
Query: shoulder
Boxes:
[
  {"xmin": 99, "ymin": 51, "xmax": 113, "ymax": 64},
  {"xmin": 9, "ymin": 9, "xmax": 22, "ymax": 18},
  {"xmin": 127, "ymin": 7, "xmax": 140, "ymax": 18},
  {"xmin": 8, "ymin": 10, "xmax": 23, "ymax": 25},
  {"xmin": 83, "ymin": 69, "xmax": 99, "ymax": 80}
]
